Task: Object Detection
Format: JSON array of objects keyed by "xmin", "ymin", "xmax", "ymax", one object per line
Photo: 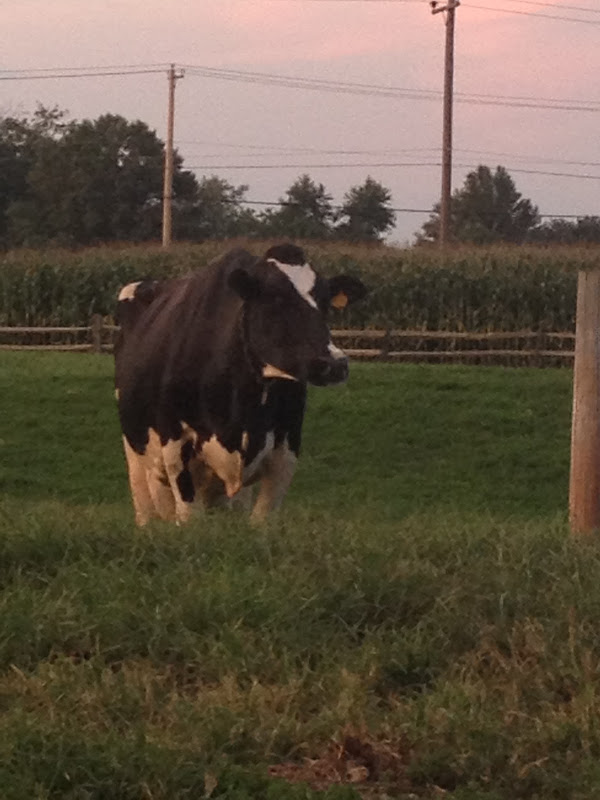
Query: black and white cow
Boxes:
[{"xmin": 114, "ymin": 243, "xmax": 366, "ymax": 525}]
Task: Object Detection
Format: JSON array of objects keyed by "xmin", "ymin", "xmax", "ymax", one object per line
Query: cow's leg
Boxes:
[
  {"xmin": 251, "ymin": 440, "xmax": 297, "ymax": 523},
  {"xmin": 162, "ymin": 435, "xmax": 198, "ymax": 525},
  {"xmin": 145, "ymin": 429, "xmax": 177, "ymax": 522},
  {"xmin": 122, "ymin": 436, "xmax": 156, "ymax": 526}
]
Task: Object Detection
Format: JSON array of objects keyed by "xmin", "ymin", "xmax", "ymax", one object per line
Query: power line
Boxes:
[
  {"xmin": 188, "ymin": 160, "xmax": 600, "ymax": 180},
  {"xmin": 0, "ymin": 62, "xmax": 169, "ymax": 74},
  {"xmin": 505, "ymin": 0, "xmax": 600, "ymax": 13},
  {"xmin": 228, "ymin": 197, "xmax": 597, "ymax": 220},
  {"xmin": 2, "ymin": 63, "xmax": 597, "ymax": 175},
  {"xmin": 456, "ymin": 148, "xmax": 600, "ymax": 169},
  {"xmin": 268, "ymin": 0, "xmax": 600, "ymax": 24},
  {"xmin": 184, "ymin": 64, "xmax": 441, "ymax": 100},
  {"xmin": 465, "ymin": 2, "xmax": 600, "ymax": 25},
  {"xmin": 508, "ymin": 166, "xmax": 600, "ymax": 181},
  {"xmin": 177, "ymin": 139, "xmax": 600, "ymax": 168},
  {"xmin": 2, "ymin": 62, "xmax": 598, "ymax": 113},
  {"xmin": 176, "ymin": 140, "xmax": 442, "ymax": 156},
  {"xmin": 263, "ymin": 0, "xmax": 599, "ymax": 7},
  {"xmin": 0, "ymin": 66, "xmax": 167, "ymax": 81},
  {"xmin": 184, "ymin": 64, "xmax": 600, "ymax": 112},
  {"xmin": 188, "ymin": 161, "xmax": 444, "ymax": 169},
  {"xmin": 238, "ymin": 198, "xmax": 430, "ymax": 212},
  {"xmin": 262, "ymin": 0, "xmax": 423, "ymax": 3},
  {"xmin": 231, "ymin": 197, "xmax": 597, "ymax": 221}
]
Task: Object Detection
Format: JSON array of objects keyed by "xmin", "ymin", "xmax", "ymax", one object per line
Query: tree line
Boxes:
[
  {"xmin": 1, "ymin": 107, "xmax": 598, "ymax": 248},
  {"xmin": 0, "ymin": 107, "xmax": 395, "ymax": 247}
]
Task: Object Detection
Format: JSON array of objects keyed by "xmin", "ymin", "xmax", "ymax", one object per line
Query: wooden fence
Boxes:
[
  {"xmin": 0, "ymin": 316, "xmax": 118, "ymax": 353},
  {"xmin": 0, "ymin": 314, "xmax": 575, "ymax": 367}
]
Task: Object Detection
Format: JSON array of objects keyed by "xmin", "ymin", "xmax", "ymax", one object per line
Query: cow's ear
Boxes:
[
  {"xmin": 327, "ymin": 275, "xmax": 368, "ymax": 309},
  {"xmin": 228, "ymin": 268, "xmax": 262, "ymax": 301}
]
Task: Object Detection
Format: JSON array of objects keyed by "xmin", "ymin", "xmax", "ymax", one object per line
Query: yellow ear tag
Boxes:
[{"xmin": 331, "ymin": 292, "xmax": 349, "ymax": 309}]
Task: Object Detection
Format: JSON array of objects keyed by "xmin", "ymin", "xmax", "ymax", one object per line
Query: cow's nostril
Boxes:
[
  {"xmin": 318, "ymin": 359, "xmax": 332, "ymax": 378},
  {"xmin": 309, "ymin": 356, "xmax": 348, "ymax": 385}
]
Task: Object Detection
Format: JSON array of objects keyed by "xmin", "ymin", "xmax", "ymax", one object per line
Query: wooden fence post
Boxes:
[
  {"xmin": 570, "ymin": 270, "xmax": 600, "ymax": 536},
  {"xmin": 90, "ymin": 314, "xmax": 104, "ymax": 354},
  {"xmin": 381, "ymin": 329, "xmax": 391, "ymax": 360}
]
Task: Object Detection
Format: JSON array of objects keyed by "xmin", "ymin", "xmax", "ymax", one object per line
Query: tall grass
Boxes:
[
  {"xmin": 1, "ymin": 241, "xmax": 598, "ymax": 329},
  {"xmin": 3, "ymin": 503, "xmax": 600, "ymax": 800}
]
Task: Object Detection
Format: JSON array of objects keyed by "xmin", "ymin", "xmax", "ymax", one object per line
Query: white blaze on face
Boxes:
[
  {"xmin": 267, "ymin": 258, "xmax": 318, "ymax": 309},
  {"xmin": 118, "ymin": 281, "xmax": 141, "ymax": 301}
]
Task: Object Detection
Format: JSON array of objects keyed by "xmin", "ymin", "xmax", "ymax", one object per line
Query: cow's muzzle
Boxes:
[{"xmin": 308, "ymin": 356, "xmax": 349, "ymax": 386}]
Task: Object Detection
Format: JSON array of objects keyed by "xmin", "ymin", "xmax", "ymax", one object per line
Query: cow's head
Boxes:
[{"xmin": 229, "ymin": 244, "xmax": 367, "ymax": 386}]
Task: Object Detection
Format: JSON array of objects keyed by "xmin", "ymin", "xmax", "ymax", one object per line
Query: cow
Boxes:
[{"xmin": 114, "ymin": 243, "xmax": 367, "ymax": 526}]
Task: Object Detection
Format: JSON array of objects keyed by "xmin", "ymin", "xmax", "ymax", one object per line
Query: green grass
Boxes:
[
  {"xmin": 2, "ymin": 353, "xmax": 598, "ymax": 799},
  {"xmin": 0, "ymin": 353, "xmax": 572, "ymax": 517}
]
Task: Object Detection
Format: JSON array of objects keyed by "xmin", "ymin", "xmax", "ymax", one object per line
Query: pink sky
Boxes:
[{"xmin": 1, "ymin": 0, "xmax": 598, "ymax": 241}]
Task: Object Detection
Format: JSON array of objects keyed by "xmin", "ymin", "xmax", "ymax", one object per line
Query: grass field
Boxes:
[{"xmin": 2, "ymin": 353, "xmax": 599, "ymax": 799}]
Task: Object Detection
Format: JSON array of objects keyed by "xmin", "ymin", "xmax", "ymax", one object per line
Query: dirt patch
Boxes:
[{"xmin": 269, "ymin": 734, "xmax": 419, "ymax": 797}]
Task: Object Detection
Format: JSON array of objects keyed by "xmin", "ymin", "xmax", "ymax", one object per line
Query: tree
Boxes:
[
  {"xmin": 528, "ymin": 216, "xmax": 600, "ymax": 245},
  {"xmin": 335, "ymin": 176, "xmax": 395, "ymax": 242},
  {"xmin": 0, "ymin": 106, "xmax": 68, "ymax": 245},
  {"xmin": 259, "ymin": 174, "xmax": 335, "ymax": 240},
  {"xmin": 419, "ymin": 165, "xmax": 539, "ymax": 245},
  {"xmin": 0, "ymin": 138, "xmax": 22, "ymax": 243},
  {"xmin": 177, "ymin": 176, "xmax": 258, "ymax": 241},
  {"xmin": 3, "ymin": 110, "xmax": 198, "ymax": 246}
]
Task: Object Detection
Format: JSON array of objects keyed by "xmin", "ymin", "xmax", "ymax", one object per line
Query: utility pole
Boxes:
[
  {"xmin": 570, "ymin": 269, "xmax": 600, "ymax": 537},
  {"xmin": 162, "ymin": 63, "xmax": 184, "ymax": 248},
  {"xmin": 431, "ymin": 0, "xmax": 459, "ymax": 248}
]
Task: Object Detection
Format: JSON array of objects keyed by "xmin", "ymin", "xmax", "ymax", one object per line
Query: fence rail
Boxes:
[{"xmin": 0, "ymin": 316, "xmax": 576, "ymax": 366}]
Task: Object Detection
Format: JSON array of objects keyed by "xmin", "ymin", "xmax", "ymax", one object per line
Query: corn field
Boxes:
[{"xmin": 0, "ymin": 241, "xmax": 597, "ymax": 331}]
